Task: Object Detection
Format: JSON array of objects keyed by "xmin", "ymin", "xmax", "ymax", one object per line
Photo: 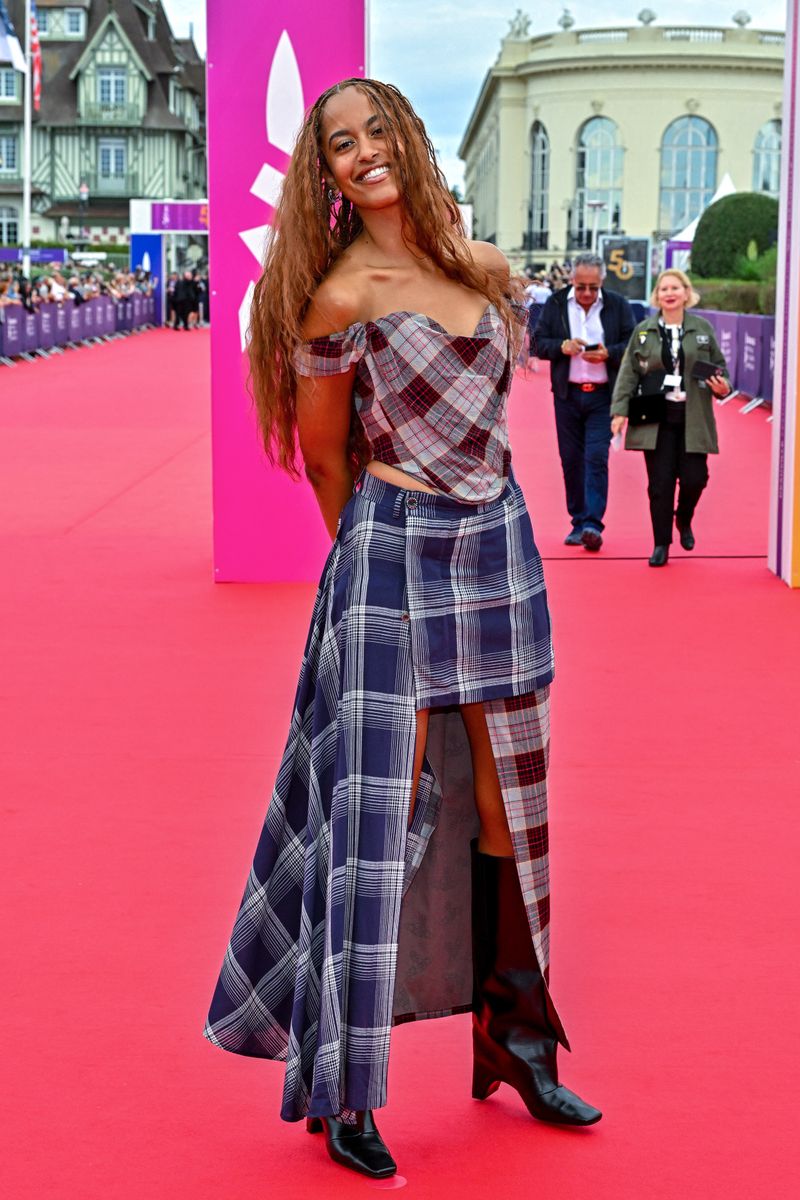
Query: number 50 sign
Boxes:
[{"xmin": 598, "ymin": 236, "xmax": 652, "ymax": 303}]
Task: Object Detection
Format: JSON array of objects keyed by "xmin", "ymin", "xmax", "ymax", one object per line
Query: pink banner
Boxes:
[{"xmin": 207, "ymin": 4, "xmax": 366, "ymax": 581}]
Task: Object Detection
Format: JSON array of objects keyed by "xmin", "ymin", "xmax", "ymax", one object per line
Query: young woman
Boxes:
[
  {"xmin": 611, "ymin": 270, "xmax": 730, "ymax": 566},
  {"xmin": 204, "ymin": 79, "xmax": 600, "ymax": 1181}
]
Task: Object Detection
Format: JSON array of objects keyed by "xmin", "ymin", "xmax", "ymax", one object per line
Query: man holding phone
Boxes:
[{"xmin": 534, "ymin": 254, "xmax": 635, "ymax": 550}]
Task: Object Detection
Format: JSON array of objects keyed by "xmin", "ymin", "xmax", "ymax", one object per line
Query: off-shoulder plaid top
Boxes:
[{"xmin": 294, "ymin": 302, "xmax": 525, "ymax": 503}]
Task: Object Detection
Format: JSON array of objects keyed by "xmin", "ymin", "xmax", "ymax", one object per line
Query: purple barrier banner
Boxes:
[
  {"xmin": 0, "ymin": 306, "xmax": 24, "ymax": 357},
  {"xmin": 54, "ymin": 300, "xmax": 70, "ymax": 345},
  {"xmin": 38, "ymin": 303, "xmax": 56, "ymax": 350},
  {"xmin": 103, "ymin": 296, "xmax": 115, "ymax": 335},
  {"xmin": 69, "ymin": 301, "xmax": 83, "ymax": 341},
  {"xmin": 147, "ymin": 296, "xmax": 156, "ymax": 324},
  {"xmin": 119, "ymin": 298, "xmax": 133, "ymax": 332},
  {"xmin": 713, "ymin": 311, "xmax": 739, "ymax": 391},
  {"xmin": 760, "ymin": 317, "xmax": 776, "ymax": 404},
  {"xmin": 82, "ymin": 299, "xmax": 95, "ymax": 337},
  {"xmin": 132, "ymin": 294, "xmax": 143, "ymax": 325},
  {"xmin": 23, "ymin": 310, "xmax": 39, "ymax": 353},
  {"xmin": 738, "ymin": 315, "xmax": 764, "ymax": 397}
]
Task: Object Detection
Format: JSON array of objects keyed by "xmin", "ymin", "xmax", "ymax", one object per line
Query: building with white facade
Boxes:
[{"xmin": 459, "ymin": 12, "xmax": 784, "ymax": 265}]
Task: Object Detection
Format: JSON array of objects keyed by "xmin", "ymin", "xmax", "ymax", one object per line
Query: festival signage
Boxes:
[
  {"xmin": 760, "ymin": 317, "xmax": 776, "ymax": 404},
  {"xmin": 599, "ymin": 236, "xmax": 651, "ymax": 302},
  {"xmin": 55, "ymin": 301, "xmax": 69, "ymax": 344},
  {"xmin": 207, "ymin": 2, "xmax": 367, "ymax": 582},
  {"xmin": 713, "ymin": 310, "xmax": 739, "ymax": 391},
  {"xmin": 737, "ymin": 315, "xmax": 763, "ymax": 397},
  {"xmin": 150, "ymin": 202, "xmax": 209, "ymax": 233},
  {"xmin": 38, "ymin": 303, "xmax": 55, "ymax": 350},
  {"xmin": 0, "ymin": 308, "xmax": 23, "ymax": 356},
  {"xmin": 68, "ymin": 302, "xmax": 82, "ymax": 341}
]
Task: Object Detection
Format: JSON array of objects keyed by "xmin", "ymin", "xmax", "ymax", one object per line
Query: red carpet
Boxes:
[{"xmin": 2, "ymin": 331, "xmax": 799, "ymax": 1199}]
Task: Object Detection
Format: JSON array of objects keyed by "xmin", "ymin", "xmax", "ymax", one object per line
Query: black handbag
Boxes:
[{"xmin": 628, "ymin": 369, "xmax": 667, "ymax": 426}]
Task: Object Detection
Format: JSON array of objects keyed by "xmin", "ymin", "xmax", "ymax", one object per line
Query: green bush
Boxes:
[
  {"xmin": 693, "ymin": 278, "xmax": 775, "ymax": 315},
  {"xmin": 732, "ymin": 243, "xmax": 778, "ymax": 283},
  {"xmin": 692, "ymin": 193, "xmax": 778, "ymax": 278}
]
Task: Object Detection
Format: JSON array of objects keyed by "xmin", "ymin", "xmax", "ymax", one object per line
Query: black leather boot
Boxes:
[
  {"xmin": 649, "ymin": 545, "xmax": 669, "ymax": 567},
  {"xmin": 471, "ymin": 844, "xmax": 602, "ymax": 1126},
  {"xmin": 306, "ymin": 1110, "xmax": 396, "ymax": 1179},
  {"xmin": 675, "ymin": 517, "xmax": 695, "ymax": 551}
]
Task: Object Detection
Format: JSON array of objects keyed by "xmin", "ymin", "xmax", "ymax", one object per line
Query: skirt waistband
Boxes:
[{"xmin": 355, "ymin": 469, "xmax": 513, "ymax": 517}]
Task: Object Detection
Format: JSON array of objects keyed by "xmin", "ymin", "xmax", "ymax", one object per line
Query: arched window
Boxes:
[
  {"xmin": 572, "ymin": 118, "xmax": 623, "ymax": 250},
  {"xmin": 659, "ymin": 116, "xmax": 718, "ymax": 234},
  {"xmin": 0, "ymin": 205, "xmax": 18, "ymax": 244},
  {"xmin": 753, "ymin": 120, "xmax": 781, "ymax": 196},
  {"xmin": 527, "ymin": 121, "xmax": 549, "ymax": 250}
]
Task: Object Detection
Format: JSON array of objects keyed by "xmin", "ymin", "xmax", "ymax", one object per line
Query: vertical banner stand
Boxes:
[
  {"xmin": 207, "ymin": 3, "xmax": 367, "ymax": 582},
  {"xmin": 769, "ymin": 0, "xmax": 800, "ymax": 587}
]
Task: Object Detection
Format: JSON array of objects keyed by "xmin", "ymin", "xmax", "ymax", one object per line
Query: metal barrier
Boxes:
[{"xmin": 0, "ymin": 295, "xmax": 158, "ymax": 365}]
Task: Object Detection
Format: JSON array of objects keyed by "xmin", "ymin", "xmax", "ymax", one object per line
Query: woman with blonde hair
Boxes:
[
  {"xmin": 611, "ymin": 268, "xmax": 730, "ymax": 566},
  {"xmin": 203, "ymin": 78, "xmax": 600, "ymax": 1181}
]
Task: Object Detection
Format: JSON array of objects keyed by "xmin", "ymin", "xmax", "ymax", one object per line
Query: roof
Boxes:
[{"xmin": 4, "ymin": 1, "xmax": 205, "ymax": 132}]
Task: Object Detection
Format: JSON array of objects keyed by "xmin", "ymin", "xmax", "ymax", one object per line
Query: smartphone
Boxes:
[
  {"xmin": 582, "ymin": 343, "xmax": 600, "ymax": 351},
  {"xmin": 691, "ymin": 360, "xmax": 718, "ymax": 381}
]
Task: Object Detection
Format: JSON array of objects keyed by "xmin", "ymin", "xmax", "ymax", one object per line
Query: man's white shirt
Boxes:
[{"xmin": 566, "ymin": 287, "xmax": 608, "ymax": 385}]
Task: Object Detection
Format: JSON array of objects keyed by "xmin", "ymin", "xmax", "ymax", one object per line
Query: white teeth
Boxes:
[{"xmin": 361, "ymin": 166, "xmax": 389, "ymax": 181}]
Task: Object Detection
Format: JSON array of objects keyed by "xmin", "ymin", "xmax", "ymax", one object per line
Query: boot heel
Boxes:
[
  {"xmin": 472, "ymin": 1058, "xmax": 501, "ymax": 1101},
  {"xmin": 306, "ymin": 1117, "xmax": 324, "ymax": 1134}
]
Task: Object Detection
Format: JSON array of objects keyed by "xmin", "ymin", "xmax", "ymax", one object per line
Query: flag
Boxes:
[
  {"xmin": 0, "ymin": 0, "xmax": 26, "ymax": 73},
  {"xmin": 30, "ymin": 1, "xmax": 42, "ymax": 110}
]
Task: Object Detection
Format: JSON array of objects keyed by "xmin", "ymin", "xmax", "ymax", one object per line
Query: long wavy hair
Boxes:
[{"xmin": 248, "ymin": 77, "xmax": 522, "ymax": 477}]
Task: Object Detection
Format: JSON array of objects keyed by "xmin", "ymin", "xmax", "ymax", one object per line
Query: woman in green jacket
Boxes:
[{"xmin": 610, "ymin": 270, "xmax": 731, "ymax": 566}]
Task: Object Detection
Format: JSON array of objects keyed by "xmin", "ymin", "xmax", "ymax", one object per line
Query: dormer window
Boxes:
[
  {"xmin": 37, "ymin": 11, "xmax": 49, "ymax": 35},
  {"xmin": 66, "ymin": 8, "xmax": 86, "ymax": 38},
  {"xmin": 98, "ymin": 68, "xmax": 127, "ymax": 107},
  {"xmin": 148, "ymin": 15, "xmax": 156, "ymax": 40}
]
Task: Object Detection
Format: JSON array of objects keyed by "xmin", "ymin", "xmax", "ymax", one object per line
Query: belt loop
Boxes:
[{"xmin": 393, "ymin": 490, "xmax": 405, "ymax": 519}]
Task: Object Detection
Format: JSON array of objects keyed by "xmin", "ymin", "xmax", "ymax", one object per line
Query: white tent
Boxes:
[{"xmin": 673, "ymin": 173, "xmax": 737, "ymax": 243}]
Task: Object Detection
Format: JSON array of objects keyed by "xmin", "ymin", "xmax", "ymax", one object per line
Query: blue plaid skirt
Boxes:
[{"xmin": 204, "ymin": 469, "xmax": 566, "ymax": 1122}]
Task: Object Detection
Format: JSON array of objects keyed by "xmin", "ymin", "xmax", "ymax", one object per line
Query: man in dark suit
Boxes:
[
  {"xmin": 171, "ymin": 270, "xmax": 197, "ymax": 330},
  {"xmin": 534, "ymin": 253, "xmax": 635, "ymax": 550}
]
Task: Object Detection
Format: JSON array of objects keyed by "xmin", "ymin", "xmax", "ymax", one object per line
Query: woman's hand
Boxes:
[
  {"xmin": 707, "ymin": 373, "xmax": 731, "ymax": 399},
  {"xmin": 610, "ymin": 416, "xmax": 626, "ymax": 436}
]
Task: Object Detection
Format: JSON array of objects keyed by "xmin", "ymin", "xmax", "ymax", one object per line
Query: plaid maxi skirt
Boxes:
[{"xmin": 204, "ymin": 468, "xmax": 568, "ymax": 1122}]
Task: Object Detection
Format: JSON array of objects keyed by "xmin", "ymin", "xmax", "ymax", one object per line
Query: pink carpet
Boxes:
[{"xmin": 2, "ymin": 330, "xmax": 798, "ymax": 1199}]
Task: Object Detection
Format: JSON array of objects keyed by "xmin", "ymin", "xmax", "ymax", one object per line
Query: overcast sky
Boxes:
[{"xmin": 162, "ymin": 1, "xmax": 789, "ymax": 187}]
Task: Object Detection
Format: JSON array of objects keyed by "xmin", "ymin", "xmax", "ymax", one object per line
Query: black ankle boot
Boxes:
[
  {"xmin": 471, "ymin": 844, "xmax": 602, "ymax": 1126},
  {"xmin": 675, "ymin": 518, "xmax": 695, "ymax": 551},
  {"xmin": 306, "ymin": 1110, "xmax": 396, "ymax": 1179},
  {"xmin": 649, "ymin": 545, "xmax": 669, "ymax": 567}
]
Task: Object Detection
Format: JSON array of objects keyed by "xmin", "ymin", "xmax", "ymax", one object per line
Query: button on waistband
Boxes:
[{"xmin": 406, "ymin": 496, "xmax": 418, "ymax": 509}]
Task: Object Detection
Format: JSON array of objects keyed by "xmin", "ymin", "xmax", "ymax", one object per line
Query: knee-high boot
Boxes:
[{"xmin": 471, "ymin": 843, "xmax": 602, "ymax": 1126}]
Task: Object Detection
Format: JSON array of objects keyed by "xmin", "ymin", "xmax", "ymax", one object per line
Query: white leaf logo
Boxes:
[
  {"xmin": 266, "ymin": 32, "xmax": 304, "ymax": 155},
  {"xmin": 238, "ymin": 31, "xmax": 305, "ymax": 339}
]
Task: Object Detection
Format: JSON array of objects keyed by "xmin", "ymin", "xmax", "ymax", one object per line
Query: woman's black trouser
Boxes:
[{"xmin": 643, "ymin": 417, "xmax": 709, "ymax": 546}]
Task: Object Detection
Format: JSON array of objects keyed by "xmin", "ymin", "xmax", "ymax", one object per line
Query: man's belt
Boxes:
[{"xmin": 569, "ymin": 381, "xmax": 608, "ymax": 393}]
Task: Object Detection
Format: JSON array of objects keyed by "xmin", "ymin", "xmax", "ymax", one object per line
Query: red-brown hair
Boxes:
[{"xmin": 248, "ymin": 78, "xmax": 521, "ymax": 477}]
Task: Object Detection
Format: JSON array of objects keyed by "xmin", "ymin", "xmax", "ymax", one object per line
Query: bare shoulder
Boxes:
[
  {"xmin": 301, "ymin": 271, "xmax": 365, "ymax": 339},
  {"xmin": 467, "ymin": 240, "xmax": 511, "ymax": 284}
]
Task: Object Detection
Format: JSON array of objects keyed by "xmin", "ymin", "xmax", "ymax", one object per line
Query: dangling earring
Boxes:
[{"xmin": 326, "ymin": 186, "xmax": 341, "ymax": 205}]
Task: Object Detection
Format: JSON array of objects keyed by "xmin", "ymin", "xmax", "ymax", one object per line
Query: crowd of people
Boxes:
[
  {"xmin": 529, "ymin": 253, "xmax": 730, "ymax": 566},
  {"xmin": 165, "ymin": 269, "xmax": 208, "ymax": 330},
  {"xmin": 0, "ymin": 265, "xmax": 158, "ymax": 312}
]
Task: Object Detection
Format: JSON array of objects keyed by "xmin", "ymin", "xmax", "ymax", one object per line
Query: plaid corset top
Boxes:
[{"xmin": 295, "ymin": 301, "xmax": 525, "ymax": 503}]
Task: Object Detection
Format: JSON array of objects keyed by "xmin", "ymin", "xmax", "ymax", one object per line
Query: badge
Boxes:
[
  {"xmin": 696, "ymin": 334, "xmax": 709, "ymax": 345},
  {"xmin": 638, "ymin": 333, "xmax": 648, "ymax": 344}
]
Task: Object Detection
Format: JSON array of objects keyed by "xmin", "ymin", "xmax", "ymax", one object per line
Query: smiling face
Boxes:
[
  {"xmin": 319, "ymin": 86, "xmax": 401, "ymax": 211},
  {"xmin": 656, "ymin": 273, "xmax": 690, "ymax": 315}
]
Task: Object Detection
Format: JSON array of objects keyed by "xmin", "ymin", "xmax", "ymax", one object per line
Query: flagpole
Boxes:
[{"xmin": 22, "ymin": 0, "xmax": 32, "ymax": 277}]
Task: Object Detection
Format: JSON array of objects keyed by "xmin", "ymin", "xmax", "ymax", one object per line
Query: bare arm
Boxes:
[
  {"xmin": 296, "ymin": 282, "xmax": 362, "ymax": 540},
  {"xmin": 296, "ymin": 370, "xmax": 357, "ymax": 539}
]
